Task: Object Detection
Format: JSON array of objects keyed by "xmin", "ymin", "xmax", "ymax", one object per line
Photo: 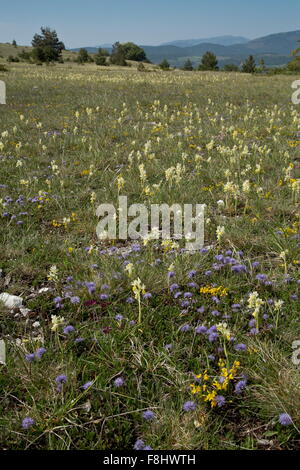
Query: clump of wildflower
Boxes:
[
  {"xmin": 183, "ymin": 401, "xmax": 197, "ymax": 412},
  {"xmin": 131, "ymin": 277, "xmax": 146, "ymax": 324},
  {"xmin": 22, "ymin": 417, "xmax": 35, "ymax": 429},
  {"xmin": 114, "ymin": 377, "xmax": 125, "ymax": 387},
  {"xmin": 47, "ymin": 265, "xmax": 59, "ymax": 282},
  {"xmin": 278, "ymin": 413, "xmax": 293, "ymax": 426},
  {"xmin": 51, "ymin": 315, "xmax": 65, "ymax": 332},
  {"xmin": 200, "ymin": 285, "xmax": 228, "ymax": 297},
  {"xmin": 142, "ymin": 410, "xmax": 156, "ymax": 421}
]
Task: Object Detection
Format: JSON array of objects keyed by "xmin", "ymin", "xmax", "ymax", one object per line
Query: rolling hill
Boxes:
[{"xmin": 71, "ymin": 30, "xmax": 300, "ymax": 68}]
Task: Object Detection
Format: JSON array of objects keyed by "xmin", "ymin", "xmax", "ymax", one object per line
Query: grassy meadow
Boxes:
[{"xmin": 0, "ymin": 62, "xmax": 300, "ymax": 450}]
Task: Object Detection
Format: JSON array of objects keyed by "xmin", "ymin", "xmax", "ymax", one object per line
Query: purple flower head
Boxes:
[
  {"xmin": 195, "ymin": 325, "xmax": 207, "ymax": 334},
  {"xmin": 235, "ymin": 380, "xmax": 247, "ymax": 394},
  {"xmin": 35, "ymin": 347, "xmax": 46, "ymax": 359},
  {"xmin": 215, "ymin": 395, "xmax": 226, "ymax": 407},
  {"xmin": 22, "ymin": 417, "xmax": 35, "ymax": 429},
  {"xmin": 231, "ymin": 264, "xmax": 247, "ymax": 273},
  {"xmin": 85, "ymin": 282, "xmax": 96, "ymax": 294},
  {"xmin": 180, "ymin": 324, "xmax": 191, "ymax": 332},
  {"xmin": 82, "ymin": 381, "xmax": 93, "ymax": 390},
  {"xmin": 168, "ymin": 271, "xmax": 176, "ymax": 279},
  {"xmin": 174, "ymin": 291, "xmax": 182, "ymax": 299},
  {"xmin": 170, "ymin": 283, "xmax": 179, "ymax": 292},
  {"xmin": 183, "ymin": 401, "xmax": 197, "ymax": 412},
  {"xmin": 184, "ymin": 292, "xmax": 193, "ymax": 299},
  {"xmin": 63, "ymin": 325, "xmax": 75, "ymax": 334},
  {"xmin": 143, "ymin": 292, "xmax": 152, "ymax": 299},
  {"xmin": 25, "ymin": 353, "xmax": 35, "ymax": 363},
  {"xmin": 55, "ymin": 374, "xmax": 67, "ymax": 385},
  {"xmin": 208, "ymin": 332, "xmax": 219, "ymax": 342},
  {"xmin": 134, "ymin": 439, "xmax": 145, "ymax": 450},
  {"xmin": 279, "ymin": 413, "xmax": 292, "ymax": 426},
  {"xmin": 188, "ymin": 270, "xmax": 197, "ymax": 278},
  {"xmin": 114, "ymin": 377, "xmax": 125, "ymax": 387},
  {"xmin": 115, "ymin": 314, "xmax": 124, "ymax": 321},
  {"xmin": 142, "ymin": 410, "xmax": 156, "ymax": 421},
  {"xmin": 70, "ymin": 296, "xmax": 80, "ymax": 304},
  {"xmin": 235, "ymin": 343, "xmax": 247, "ymax": 352},
  {"xmin": 126, "ymin": 297, "xmax": 134, "ymax": 303},
  {"xmin": 75, "ymin": 337, "xmax": 84, "ymax": 343},
  {"xmin": 100, "ymin": 293, "xmax": 109, "ymax": 300}
]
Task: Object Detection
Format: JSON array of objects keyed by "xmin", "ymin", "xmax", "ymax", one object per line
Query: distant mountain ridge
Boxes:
[
  {"xmin": 70, "ymin": 29, "xmax": 300, "ymax": 68},
  {"xmin": 160, "ymin": 35, "xmax": 250, "ymax": 47}
]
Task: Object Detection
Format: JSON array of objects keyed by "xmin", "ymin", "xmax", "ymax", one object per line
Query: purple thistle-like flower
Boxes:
[
  {"xmin": 70, "ymin": 296, "xmax": 80, "ymax": 304},
  {"xmin": 126, "ymin": 297, "xmax": 134, "ymax": 303},
  {"xmin": 231, "ymin": 264, "xmax": 247, "ymax": 273},
  {"xmin": 184, "ymin": 292, "xmax": 193, "ymax": 299},
  {"xmin": 235, "ymin": 343, "xmax": 247, "ymax": 352},
  {"xmin": 180, "ymin": 324, "xmax": 191, "ymax": 332},
  {"xmin": 235, "ymin": 380, "xmax": 247, "ymax": 394},
  {"xmin": 279, "ymin": 413, "xmax": 293, "ymax": 426},
  {"xmin": 170, "ymin": 283, "xmax": 179, "ymax": 292},
  {"xmin": 142, "ymin": 410, "xmax": 156, "ymax": 421},
  {"xmin": 208, "ymin": 332, "xmax": 219, "ymax": 342},
  {"xmin": 63, "ymin": 325, "xmax": 75, "ymax": 334},
  {"xmin": 115, "ymin": 314, "xmax": 124, "ymax": 321},
  {"xmin": 174, "ymin": 291, "xmax": 182, "ymax": 299},
  {"xmin": 55, "ymin": 374, "xmax": 67, "ymax": 385},
  {"xmin": 143, "ymin": 292, "xmax": 152, "ymax": 299},
  {"xmin": 215, "ymin": 395, "xmax": 226, "ymax": 407},
  {"xmin": 134, "ymin": 439, "xmax": 145, "ymax": 450},
  {"xmin": 143, "ymin": 445, "xmax": 153, "ymax": 450},
  {"xmin": 168, "ymin": 271, "xmax": 176, "ymax": 279},
  {"xmin": 85, "ymin": 282, "xmax": 96, "ymax": 294},
  {"xmin": 164, "ymin": 343, "xmax": 173, "ymax": 351},
  {"xmin": 188, "ymin": 270, "xmax": 197, "ymax": 278},
  {"xmin": 25, "ymin": 353, "xmax": 35, "ymax": 362},
  {"xmin": 75, "ymin": 337, "xmax": 84, "ymax": 343},
  {"xmin": 114, "ymin": 377, "xmax": 125, "ymax": 387},
  {"xmin": 35, "ymin": 347, "xmax": 46, "ymax": 359},
  {"xmin": 197, "ymin": 306, "xmax": 205, "ymax": 313},
  {"xmin": 100, "ymin": 293, "xmax": 109, "ymax": 300},
  {"xmin": 82, "ymin": 381, "xmax": 93, "ymax": 390},
  {"xmin": 183, "ymin": 401, "xmax": 197, "ymax": 412},
  {"xmin": 195, "ymin": 325, "xmax": 207, "ymax": 334},
  {"xmin": 22, "ymin": 417, "xmax": 35, "ymax": 429}
]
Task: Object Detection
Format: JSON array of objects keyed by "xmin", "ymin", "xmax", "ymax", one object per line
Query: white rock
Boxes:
[{"xmin": 0, "ymin": 293, "xmax": 23, "ymax": 309}]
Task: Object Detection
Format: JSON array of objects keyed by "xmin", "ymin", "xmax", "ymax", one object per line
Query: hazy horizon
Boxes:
[{"xmin": 1, "ymin": 0, "xmax": 300, "ymax": 48}]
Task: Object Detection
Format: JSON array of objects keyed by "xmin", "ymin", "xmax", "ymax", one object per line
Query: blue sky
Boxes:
[{"xmin": 1, "ymin": 0, "xmax": 300, "ymax": 48}]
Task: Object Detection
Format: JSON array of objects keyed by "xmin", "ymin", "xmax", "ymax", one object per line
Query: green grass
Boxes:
[{"xmin": 0, "ymin": 63, "xmax": 299, "ymax": 450}]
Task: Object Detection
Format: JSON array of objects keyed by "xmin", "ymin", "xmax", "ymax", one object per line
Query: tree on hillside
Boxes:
[
  {"xmin": 110, "ymin": 42, "xmax": 127, "ymax": 66},
  {"xmin": 76, "ymin": 48, "xmax": 92, "ymax": 64},
  {"xmin": 223, "ymin": 63, "xmax": 239, "ymax": 71},
  {"xmin": 242, "ymin": 55, "xmax": 256, "ymax": 73},
  {"xmin": 31, "ymin": 27, "xmax": 65, "ymax": 62},
  {"xmin": 12, "ymin": 39, "xmax": 17, "ymax": 47},
  {"xmin": 159, "ymin": 59, "xmax": 170, "ymax": 70},
  {"xmin": 118, "ymin": 42, "xmax": 148, "ymax": 62},
  {"xmin": 287, "ymin": 39, "xmax": 300, "ymax": 71},
  {"xmin": 198, "ymin": 51, "xmax": 218, "ymax": 71},
  {"xmin": 182, "ymin": 59, "xmax": 193, "ymax": 71},
  {"xmin": 94, "ymin": 48, "xmax": 109, "ymax": 66}
]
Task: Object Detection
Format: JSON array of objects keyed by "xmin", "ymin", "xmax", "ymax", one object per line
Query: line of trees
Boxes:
[{"xmin": 7, "ymin": 27, "xmax": 300, "ymax": 73}]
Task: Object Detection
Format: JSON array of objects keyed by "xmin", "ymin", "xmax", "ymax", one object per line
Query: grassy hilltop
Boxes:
[{"xmin": 0, "ymin": 63, "xmax": 299, "ymax": 449}]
